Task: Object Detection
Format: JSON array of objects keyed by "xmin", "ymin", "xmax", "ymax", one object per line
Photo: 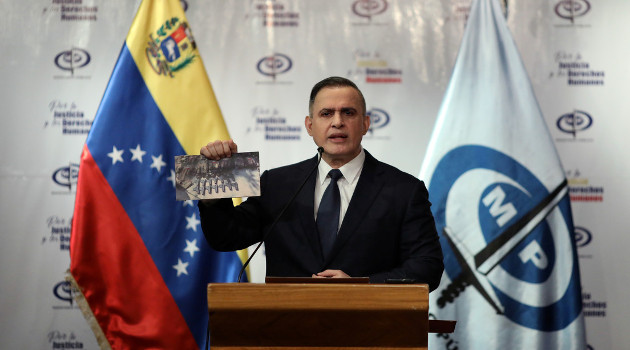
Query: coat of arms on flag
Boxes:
[{"xmin": 147, "ymin": 17, "xmax": 198, "ymax": 76}]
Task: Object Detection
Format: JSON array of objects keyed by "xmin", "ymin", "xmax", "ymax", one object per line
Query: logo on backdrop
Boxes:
[
  {"xmin": 247, "ymin": 0, "xmax": 300, "ymax": 27},
  {"xmin": 52, "ymin": 163, "xmax": 79, "ymax": 193},
  {"xmin": 256, "ymin": 53, "xmax": 293, "ymax": 83},
  {"xmin": 52, "ymin": 280, "xmax": 77, "ymax": 309},
  {"xmin": 554, "ymin": 0, "xmax": 591, "ymax": 23},
  {"xmin": 555, "ymin": 109, "xmax": 593, "ymax": 140},
  {"xmin": 53, "ymin": 48, "xmax": 91, "ymax": 78},
  {"xmin": 552, "ymin": 51, "xmax": 605, "ymax": 86},
  {"xmin": 574, "ymin": 226, "xmax": 592, "ymax": 248},
  {"xmin": 247, "ymin": 106, "xmax": 301, "ymax": 141},
  {"xmin": 44, "ymin": 0, "xmax": 98, "ymax": 22},
  {"xmin": 351, "ymin": 0, "xmax": 389, "ymax": 24},
  {"xmin": 352, "ymin": 0, "xmax": 387, "ymax": 18},
  {"xmin": 574, "ymin": 225, "xmax": 594, "ymax": 259},
  {"xmin": 348, "ymin": 49, "xmax": 402, "ymax": 83},
  {"xmin": 566, "ymin": 168, "xmax": 604, "ymax": 202},
  {"xmin": 146, "ymin": 17, "xmax": 197, "ymax": 78},
  {"xmin": 365, "ymin": 108, "xmax": 390, "ymax": 139},
  {"xmin": 42, "ymin": 216, "xmax": 71, "ymax": 251},
  {"xmin": 44, "ymin": 100, "xmax": 92, "ymax": 135},
  {"xmin": 430, "ymin": 145, "xmax": 581, "ymax": 331},
  {"xmin": 446, "ymin": 1, "xmax": 472, "ymax": 22},
  {"xmin": 47, "ymin": 331, "xmax": 85, "ymax": 350}
]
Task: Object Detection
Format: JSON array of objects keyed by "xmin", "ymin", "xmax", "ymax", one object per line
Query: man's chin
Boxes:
[
  {"xmin": 322, "ymin": 146, "xmax": 360, "ymax": 163},
  {"xmin": 323, "ymin": 145, "xmax": 350, "ymax": 155}
]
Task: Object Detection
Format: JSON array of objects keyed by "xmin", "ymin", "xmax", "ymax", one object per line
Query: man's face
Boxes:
[{"xmin": 305, "ymin": 86, "xmax": 370, "ymax": 167}]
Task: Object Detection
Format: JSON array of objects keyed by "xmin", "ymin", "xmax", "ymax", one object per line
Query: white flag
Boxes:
[{"xmin": 420, "ymin": 0, "xmax": 586, "ymax": 348}]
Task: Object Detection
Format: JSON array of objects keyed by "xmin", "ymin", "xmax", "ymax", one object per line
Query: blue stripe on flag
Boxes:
[{"xmin": 86, "ymin": 44, "xmax": 243, "ymax": 347}]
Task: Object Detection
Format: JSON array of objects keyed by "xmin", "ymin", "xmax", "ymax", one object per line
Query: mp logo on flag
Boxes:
[{"xmin": 430, "ymin": 145, "xmax": 582, "ymax": 331}]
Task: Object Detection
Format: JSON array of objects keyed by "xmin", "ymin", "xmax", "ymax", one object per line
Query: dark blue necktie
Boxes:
[{"xmin": 317, "ymin": 169, "xmax": 343, "ymax": 260}]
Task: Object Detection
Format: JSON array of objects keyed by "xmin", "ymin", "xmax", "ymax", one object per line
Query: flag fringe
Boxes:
[{"xmin": 65, "ymin": 271, "xmax": 112, "ymax": 350}]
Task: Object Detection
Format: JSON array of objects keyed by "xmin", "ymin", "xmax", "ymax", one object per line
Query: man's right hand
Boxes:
[{"xmin": 200, "ymin": 139, "xmax": 238, "ymax": 160}]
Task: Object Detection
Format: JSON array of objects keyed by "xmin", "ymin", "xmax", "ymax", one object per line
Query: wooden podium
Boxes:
[{"xmin": 207, "ymin": 282, "xmax": 454, "ymax": 349}]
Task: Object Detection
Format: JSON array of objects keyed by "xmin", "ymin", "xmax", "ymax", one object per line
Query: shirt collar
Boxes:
[{"xmin": 317, "ymin": 147, "xmax": 365, "ymax": 185}]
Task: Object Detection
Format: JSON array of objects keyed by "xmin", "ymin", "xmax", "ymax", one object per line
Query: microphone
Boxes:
[{"xmin": 237, "ymin": 147, "xmax": 324, "ymax": 282}]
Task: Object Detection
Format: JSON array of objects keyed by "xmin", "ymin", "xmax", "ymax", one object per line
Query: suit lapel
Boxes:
[{"xmin": 325, "ymin": 151, "xmax": 384, "ymax": 264}]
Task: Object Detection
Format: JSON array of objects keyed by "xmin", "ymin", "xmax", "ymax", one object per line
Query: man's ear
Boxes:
[
  {"xmin": 362, "ymin": 115, "xmax": 371, "ymax": 135},
  {"xmin": 305, "ymin": 116, "xmax": 313, "ymax": 136}
]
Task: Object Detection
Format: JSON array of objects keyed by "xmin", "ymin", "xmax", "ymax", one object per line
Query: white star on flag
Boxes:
[
  {"xmin": 185, "ymin": 212, "xmax": 200, "ymax": 232},
  {"xmin": 107, "ymin": 146, "xmax": 124, "ymax": 164},
  {"xmin": 173, "ymin": 258, "xmax": 189, "ymax": 277},
  {"xmin": 183, "ymin": 200, "xmax": 194, "ymax": 207},
  {"xmin": 184, "ymin": 239, "xmax": 200, "ymax": 258},
  {"xmin": 150, "ymin": 154, "xmax": 166, "ymax": 173},
  {"xmin": 129, "ymin": 144, "xmax": 146, "ymax": 163},
  {"xmin": 167, "ymin": 169, "xmax": 176, "ymax": 187}
]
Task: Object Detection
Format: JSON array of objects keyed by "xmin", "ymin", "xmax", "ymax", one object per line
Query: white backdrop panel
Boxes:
[{"xmin": 0, "ymin": 1, "xmax": 628, "ymax": 349}]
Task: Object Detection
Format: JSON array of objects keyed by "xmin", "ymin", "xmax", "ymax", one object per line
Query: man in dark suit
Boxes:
[{"xmin": 199, "ymin": 77, "xmax": 443, "ymax": 291}]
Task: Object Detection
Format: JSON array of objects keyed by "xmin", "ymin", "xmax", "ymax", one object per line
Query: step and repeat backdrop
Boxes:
[{"xmin": 1, "ymin": 0, "xmax": 628, "ymax": 349}]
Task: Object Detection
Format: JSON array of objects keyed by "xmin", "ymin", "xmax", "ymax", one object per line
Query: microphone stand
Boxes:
[{"xmin": 237, "ymin": 147, "xmax": 324, "ymax": 282}]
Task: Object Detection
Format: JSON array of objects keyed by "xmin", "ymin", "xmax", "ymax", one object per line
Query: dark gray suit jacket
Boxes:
[{"xmin": 199, "ymin": 150, "xmax": 444, "ymax": 290}]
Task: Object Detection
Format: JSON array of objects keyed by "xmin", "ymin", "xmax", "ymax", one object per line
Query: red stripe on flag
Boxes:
[{"xmin": 70, "ymin": 145, "xmax": 198, "ymax": 349}]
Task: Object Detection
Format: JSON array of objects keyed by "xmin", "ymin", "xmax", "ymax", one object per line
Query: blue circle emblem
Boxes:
[
  {"xmin": 574, "ymin": 226, "xmax": 592, "ymax": 248},
  {"xmin": 556, "ymin": 110, "xmax": 593, "ymax": 135},
  {"xmin": 54, "ymin": 48, "xmax": 91, "ymax": 72},
  {"xmin": 352, "ymin": 0, "xmax": 388, "ymax": 18},
  {"xmin": 429, "ymin": 145, "xmax": 582, "ymax": 331},
  {"xmin": 52, "ymin": 163, "xmax": 80, "ymax": 190},
  {"xmin": 367, "ymin": 108, "xmax": 390, "ymax": 132},
  {"xmin": 256, "ymin": 53, "xmax": 292, "ymax": 78},
  {"xmin": 555, "ymin": 0, "xmax": 591, "ymax": 20},
  {"xmin": 53, "ymin": 281, "xmax": 74, "ymax": 305}
]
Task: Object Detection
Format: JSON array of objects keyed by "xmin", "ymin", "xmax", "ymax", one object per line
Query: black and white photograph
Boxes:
[{"xmin": 175, "ymin": 152, "xmax": 260, "ymax": 200}]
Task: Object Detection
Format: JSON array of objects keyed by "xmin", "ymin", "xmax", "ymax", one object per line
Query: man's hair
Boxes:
[{"xmin": 308, "ymin": 76, "xmax": 366, "ymax": 117}]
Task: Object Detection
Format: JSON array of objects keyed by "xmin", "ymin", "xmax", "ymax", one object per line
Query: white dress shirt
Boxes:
[{"xmin": 314, "ymin": 148, "xmax": 366, "ymax": 230}]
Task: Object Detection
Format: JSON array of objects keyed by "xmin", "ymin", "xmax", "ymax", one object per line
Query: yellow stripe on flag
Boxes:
[{"xmin": 125, "ymin": 0, "xmax": 230, "ymax": 155}]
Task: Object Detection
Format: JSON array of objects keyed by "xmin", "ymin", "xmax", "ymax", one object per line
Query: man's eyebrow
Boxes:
[{"xmin": 318, "ymin": 107, "xmax": 358, "ymax": 113}]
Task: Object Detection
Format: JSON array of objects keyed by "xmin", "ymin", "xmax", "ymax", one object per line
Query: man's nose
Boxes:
[{"xmin": 331, "ymin": 112, "xmax": 344, "ymax": 127}]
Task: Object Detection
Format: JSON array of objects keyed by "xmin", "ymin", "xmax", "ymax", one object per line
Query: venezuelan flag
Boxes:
[{"xmin": 69, "ymin": 0, "xmax": 245, "ymax": 348}]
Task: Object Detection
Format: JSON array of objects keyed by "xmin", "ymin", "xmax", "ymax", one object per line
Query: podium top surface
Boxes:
[{"xmin": 207, "ymin": 283, "xmax": 429, "ymax": 311}]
